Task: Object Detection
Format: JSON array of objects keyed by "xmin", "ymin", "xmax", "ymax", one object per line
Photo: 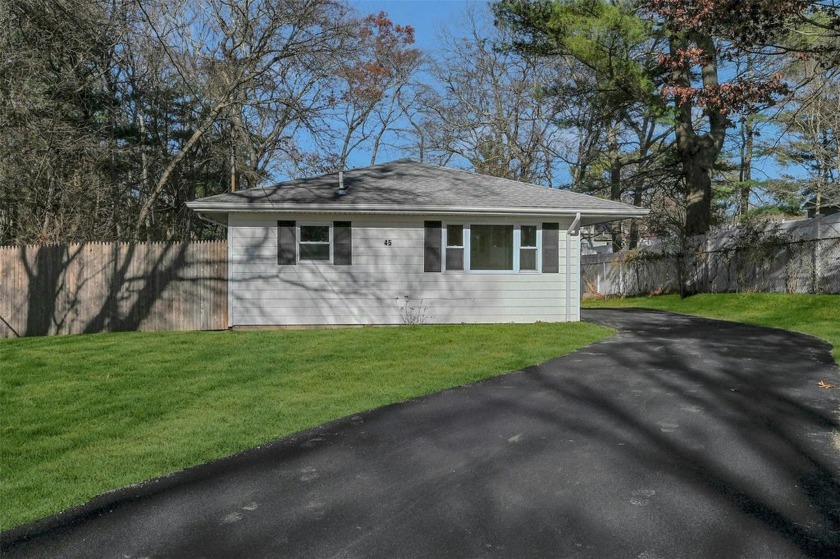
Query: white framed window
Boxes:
[
  {"xmin": 298, "ymin": 224, "xmax": 331, "ymax": 262},
  {"xmin": 444, "ymin": 224, "xmax": 464, "ymax": 271},
  {"xmin": 519, "ymin": 225, "xmax": 539, "ymax": 271},
  {"xmin": 442, "ymin": 223, "xmax": 541, "ymax": 273}
]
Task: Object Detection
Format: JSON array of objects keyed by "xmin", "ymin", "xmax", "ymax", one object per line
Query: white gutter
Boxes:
[
  {"xmin": 566, "ymin": 212, "xmax": 581, "ymax": 322},
  {"xmin": 196, "ymin": 213, "xmax": 228, "ymax": 227}
]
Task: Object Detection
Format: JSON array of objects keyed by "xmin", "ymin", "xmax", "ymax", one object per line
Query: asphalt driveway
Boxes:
[{"xmin": 3, "ymin": 309, "xmax": 840, "ymax": 558}]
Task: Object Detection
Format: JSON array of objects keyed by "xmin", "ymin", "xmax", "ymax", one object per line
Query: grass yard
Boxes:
[
  {"xmin": 0, "ymin": 322, "xmax": 610, "ymax": 530},
  {"xmin": 583, "ymin": 293, "xmax": 840, "ymax": 364}
]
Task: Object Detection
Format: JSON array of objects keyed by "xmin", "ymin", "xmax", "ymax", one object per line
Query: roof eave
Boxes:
[{"xmin": 187, "ymin": 202, "xmax": 648, "ymax": 221}]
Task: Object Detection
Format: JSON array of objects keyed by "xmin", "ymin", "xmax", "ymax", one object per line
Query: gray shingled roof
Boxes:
[{"xmin": 187, "ymin": 160, "xmax": 647, "ymax": 220}]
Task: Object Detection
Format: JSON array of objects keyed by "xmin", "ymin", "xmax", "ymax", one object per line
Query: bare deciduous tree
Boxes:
[{"xmin": 419, "ymin": 8, "xmax": 562, "ymax": 185}]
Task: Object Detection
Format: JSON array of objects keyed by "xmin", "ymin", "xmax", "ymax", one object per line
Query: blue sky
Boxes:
[
  {"xmin": 274, "ymin": 1, "xmax": 484, "ymax": 180},
  {"xmin": 330, "ymin": 1, "xmax": 485, "ymax": 171},
  {"xmin": 350, "ymin": 0, "xmax": 483, "ymax": 53},
  {"xmin": 340, "ymin": 0, "xmax": 805, "ymax": 196}
]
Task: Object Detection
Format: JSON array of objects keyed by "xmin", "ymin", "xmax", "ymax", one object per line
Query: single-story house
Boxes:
[{"xmin": 187, "ymin": 160, "xmax": 647, "ymax": 327}]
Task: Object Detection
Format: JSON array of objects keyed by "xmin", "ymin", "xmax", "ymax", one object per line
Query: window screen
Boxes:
[
  {"xmin": 299, "ymin": 225, "xmax": 330, "ymax": 261},
  {"xmin": 470, "ymin": 225, "xmax": 513, "ymax": 271}
]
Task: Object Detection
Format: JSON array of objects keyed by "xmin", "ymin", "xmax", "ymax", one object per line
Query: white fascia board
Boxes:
[
  {"xmin": 580, "ymin": 211, "xmax": 651, "ymax": 226},
  {"xmin": 188, "ymin": 202, "xmax": 649, "ymax": 221}
]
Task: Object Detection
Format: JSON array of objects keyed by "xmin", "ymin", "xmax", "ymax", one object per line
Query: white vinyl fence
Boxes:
[{"xmin": 582, "ymin": 214, "xmax": 840, "ymax": 297}]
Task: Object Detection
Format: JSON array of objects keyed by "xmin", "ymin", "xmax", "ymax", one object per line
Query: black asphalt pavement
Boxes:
[{"xmin": 3, "ymin": 309, "xmax": 840, "ymax": 558}]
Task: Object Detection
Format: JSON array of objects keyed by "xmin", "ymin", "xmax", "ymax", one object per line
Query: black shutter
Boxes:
[
  {"xmin": 542, "ymin": 223, "xmax": 559, "ymax": 273},
  {"xmin": 424, "ymin": 221, "xmax": 442, "ymax": 272},
  {"xmin": 277, "ymin": 220, "xmax": 296, "ymax": 265},
  {"xmin": 334, "ymin": 221, "xmax": 352, "ymax": 265}
]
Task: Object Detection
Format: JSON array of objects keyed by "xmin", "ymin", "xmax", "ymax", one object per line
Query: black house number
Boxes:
[{"xmin": 384, "ymin": 240, "xmax": 392, "ymax": 246}]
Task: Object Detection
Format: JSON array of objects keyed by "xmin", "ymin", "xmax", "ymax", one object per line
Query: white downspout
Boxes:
[{"xmin": 566, "ymin": 212, "xmax": 581, "ymax": 321}]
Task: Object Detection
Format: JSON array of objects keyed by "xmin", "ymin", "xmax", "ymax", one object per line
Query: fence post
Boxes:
[
  {"xmin": 814, "ymin": 217, "xmax": 822, "ymax": 293},
  {"xmin": 619, "ymin": 259, "xmax": 625, "ymax": 297},
  {"xmin": 704, "ymin": 235, "xmax": 711, "ymax": 292}
]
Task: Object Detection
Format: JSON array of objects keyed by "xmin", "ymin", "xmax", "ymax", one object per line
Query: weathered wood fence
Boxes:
[{"xmin": 0, "ymin": 241, "xmax": 227, "ymax": 338}]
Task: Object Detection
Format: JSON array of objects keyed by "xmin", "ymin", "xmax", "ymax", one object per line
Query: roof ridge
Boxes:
[
  {"xmin": 235, "ymin": 160, "xmax": 419, "ymax": 194},
  {"xmin": 223, "ymin": 160, "xmax": 618, "ymax": 208},
  {"xmin": 402, "ymin": 161, "xmax": 632, "ymax": 207}
]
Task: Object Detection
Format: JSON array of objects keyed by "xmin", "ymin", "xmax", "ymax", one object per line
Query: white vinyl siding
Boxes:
[{"xmin": 228, "ymin": 213, "xmax": 580, "ymax": 326}]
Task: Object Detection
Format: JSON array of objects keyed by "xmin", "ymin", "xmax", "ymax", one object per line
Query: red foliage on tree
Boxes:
[
  {"xmin": 340, "ymin": 12, "xmax": 419, "ymax": 105},
  {"xmin": 647, "ymin": 0, "xmax": 801, "ymax": 116},
  {"xmin": 639, "ymin": 0, "xmax": 817, "ymax": 237},
  {"xmin": 647, "ymin": 0, "xmax": 808, "ymax": 42}
]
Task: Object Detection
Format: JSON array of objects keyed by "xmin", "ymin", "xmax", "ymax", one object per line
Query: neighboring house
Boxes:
[
  {"xmin": 580, "ymin": 226, "xmax": 615, "ymax": 255},
  {"xmin": 187, "ymin": 160, "xmax": 647, "ymax": 327},
  {"xmin": 804, "ymin": 197, "xmax": 840, "ymax": 219}
]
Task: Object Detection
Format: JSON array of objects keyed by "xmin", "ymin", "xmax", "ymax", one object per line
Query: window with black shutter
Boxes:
[{"xmin": 278, "ymin": 221, "xmax": 352, "ymax": 266}]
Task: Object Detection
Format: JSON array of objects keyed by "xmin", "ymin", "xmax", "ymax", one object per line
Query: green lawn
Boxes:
[
  {"xmin": 0, "ymin": 322, "xmax": 610, "ymax": 530},
  {"xmin": 583, "ymin": 293, "xmax": 840, "ymax": 364}
]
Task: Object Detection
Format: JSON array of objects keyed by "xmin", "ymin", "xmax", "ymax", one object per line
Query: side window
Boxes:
[
  {"xmin": 519, "ymin": 225, "xmax": 538, "ymax": 271},
  {"xmin": 445, "ymin": 224, "xmax": 464, "ymax": 271},
  {"xmin": 299, "ymin": 225, "xmax": 331, "ymax": 261}
]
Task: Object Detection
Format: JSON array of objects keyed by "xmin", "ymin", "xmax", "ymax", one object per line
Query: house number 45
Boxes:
[{"xmin": 384, "ymin": 240, "xmax": 392, "ymax": 246}]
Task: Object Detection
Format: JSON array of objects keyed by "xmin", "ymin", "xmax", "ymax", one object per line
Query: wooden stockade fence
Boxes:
[{"xmin": 0, "ymin": 241, "xmax": 227, "ymax": 338}]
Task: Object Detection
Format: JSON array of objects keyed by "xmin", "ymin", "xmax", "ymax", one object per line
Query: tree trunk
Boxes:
[
  {"xmin": 229, "ymin": 138, "xmax": 237, "ymax": 192},
  {"xmin": 683, "ymin": 147, "xmax": 715, "ymax": 237},
  {"xmin": 608, "ymin": 124, "xmax": 624, "ymax": 252},
  {"xmin": 133, "ymin": 102, "xmax": 227, "ymax": 240},
  {"xmin": 629, "ymin": 186, "xmax": 643, "ymax": 249},
  {"xmin": 815, "ymin": 166, "xmax": 823, "ymax": 216},
  {"xmin": 671, "ymin": 34, "xmax": 727, "ymax": 238},
  {"xmin": 738, "ymin": 115, "xmax": 754, "ymax": 216}
]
